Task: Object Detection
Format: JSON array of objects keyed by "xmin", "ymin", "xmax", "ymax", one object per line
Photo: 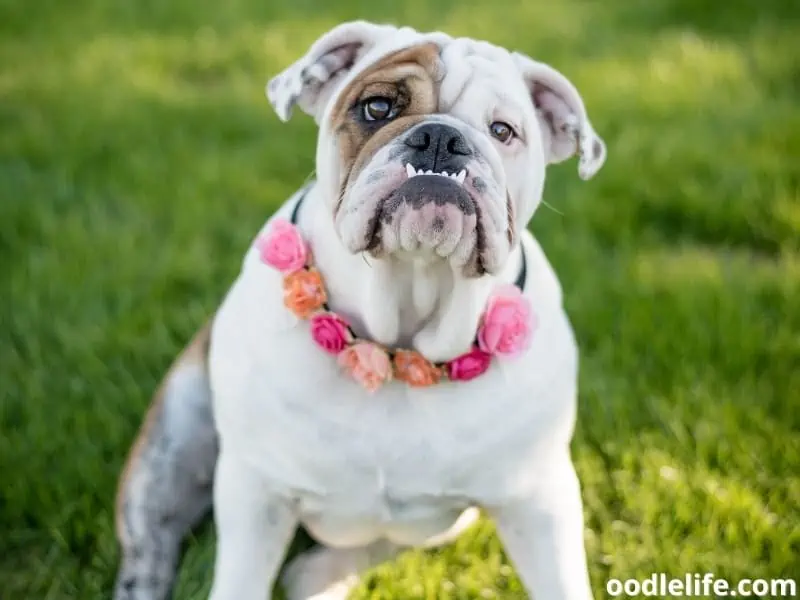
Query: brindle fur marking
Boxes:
[{"xmin": 114, "ymin": 323, "xmax": 218, "ymax": 600}]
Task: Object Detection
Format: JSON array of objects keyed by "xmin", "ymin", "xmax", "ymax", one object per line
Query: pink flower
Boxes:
[
  {"xmin": 257, "ymin": 218, "xmax": 308, "ymax": 273},
  {"xmin": 477, "ymin": 285, "xmax": 535, "ymax": 357},
  {"xmin": 446, "ymin": 347, "xmax": 493, "ymax": 382},
  {"xmin": 338, "ymin": 342, "xmax": 392, "ymax": 392},
  {"xmin": 310, "ymin": 313, "xmax": 351, "ymax": 354}
]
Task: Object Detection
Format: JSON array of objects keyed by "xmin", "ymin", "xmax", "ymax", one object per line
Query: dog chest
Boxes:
[
  {"xmin": 209, "ymin": 243, "xmax": 578, "ymax": 544},
  {"xmin": 215, "ymin": 316, "xmax": 574, "ymax": 497}
]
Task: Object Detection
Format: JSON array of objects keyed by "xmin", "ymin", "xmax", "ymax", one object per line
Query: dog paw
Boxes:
[
  {"xmin": 113, "ymin": 573, "xmax": 173, "ymax": 600},
  {"xmin": 289, "ymin": 579, "xmax": 357, "ymax": 600},
  {"xmin": 281, "ymin": 547, "xmax": 360, "ymax": 600}
]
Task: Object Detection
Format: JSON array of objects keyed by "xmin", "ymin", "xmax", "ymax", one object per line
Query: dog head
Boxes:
[{"xmin": 267, "ymin": 21, "xmax": 605, "ymax": 277}]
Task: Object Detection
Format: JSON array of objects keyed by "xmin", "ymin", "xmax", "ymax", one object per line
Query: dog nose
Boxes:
[{"xmin": 404, "ymin": 123, "xmax": 472, "ymax": 171}]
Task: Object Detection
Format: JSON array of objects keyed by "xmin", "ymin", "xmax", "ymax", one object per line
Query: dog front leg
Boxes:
[
  {"xmin": 487, "ymin": 456, "xmax": 594, "ymax": 600},
  {"xmin": 208, "ymin": 452, "xmax": 297, "ymax": 600}
]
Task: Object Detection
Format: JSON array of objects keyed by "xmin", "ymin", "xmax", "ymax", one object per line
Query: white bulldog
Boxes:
[{"xmin": 113, "ymin": 21, "xmax": 606, "ymax": 600}]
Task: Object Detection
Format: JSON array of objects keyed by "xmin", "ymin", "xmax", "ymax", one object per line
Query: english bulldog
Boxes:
[{"xmin": 114, "ymin": 20, "xmax": 606, "ymax": 600}]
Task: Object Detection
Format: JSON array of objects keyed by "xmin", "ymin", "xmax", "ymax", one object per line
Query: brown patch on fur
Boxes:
[
  {"xmin": 329, "ymin": 43, "xmax": 442, "ymax": 203},
  {"xmin": 114, "ymin": 320, "xmax": 212, "ymax": 543}
]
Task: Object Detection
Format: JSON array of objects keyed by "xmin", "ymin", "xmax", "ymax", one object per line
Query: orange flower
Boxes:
[
  {"xmin": 393, "ymin": 350, "xmax": 442, "ymax": 387},
  {"xmin": 338, "ymin": 342, "xmax": 393, "ymax": 392},
  {"xmin": 283, "ymin": 269, "xmax": 326, "ymax": 318}
]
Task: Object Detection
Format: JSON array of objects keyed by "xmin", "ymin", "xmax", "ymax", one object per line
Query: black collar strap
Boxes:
[
  {"xmin": 288, "ymin": 185, "xmax": 527, "ymax": 292},
  {"xmin": 288, "ymin": 184, "xmax": 309, "ymax": 226}
]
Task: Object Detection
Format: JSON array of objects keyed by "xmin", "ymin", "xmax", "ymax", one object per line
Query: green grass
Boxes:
[{"xmin": 1, "ymin": 0, "xmax": 799, "ymax": 598}]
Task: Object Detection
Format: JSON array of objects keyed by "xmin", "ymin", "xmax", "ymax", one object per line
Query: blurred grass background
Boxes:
[{"xmin": 1, "ymin": 0, "xmax": 799, "ymax": 598}]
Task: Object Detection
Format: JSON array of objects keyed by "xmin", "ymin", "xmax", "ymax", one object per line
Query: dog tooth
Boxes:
[
  {"xmin": 456, "ymin": 169, "xmax": 467, "ymax": 184},
  {"xmin": 441, "ymin": 171, "xmax": 449, "ymax": 177},
  {"xmin": 405, "ymin": 163, "xmax": 416, "ymax": 178},
  {"xmin": 426, "ymin": 170, "xmax": 433, "ymax": 175}
]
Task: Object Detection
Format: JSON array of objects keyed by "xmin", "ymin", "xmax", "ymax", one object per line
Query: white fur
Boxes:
[{"xmin": 210, "ymin": 21, "xmax": 605, "ymax": 600}]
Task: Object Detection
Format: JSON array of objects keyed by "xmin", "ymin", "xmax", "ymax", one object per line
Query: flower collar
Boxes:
[{"xmin": 255, "ymin": 191, "xmax": 535, "ymax": 392}]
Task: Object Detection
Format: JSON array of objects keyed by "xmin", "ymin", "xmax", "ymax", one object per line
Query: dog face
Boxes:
[{"xmin": 267, "ymin": 22, "xmax": 605, "ymax": 277}]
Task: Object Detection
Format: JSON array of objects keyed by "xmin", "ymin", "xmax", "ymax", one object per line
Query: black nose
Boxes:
[{"xmin": 404, "ymin": 123, "xmax": 472, "ymax": 172}]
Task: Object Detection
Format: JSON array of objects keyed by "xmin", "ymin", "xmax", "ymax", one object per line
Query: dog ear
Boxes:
[
  {"xmin": 266, "ymin": 21, "xmax": 398, "ymax": 123},
  {"xmin": 513, "ymin": 52, "xmax": 606, "ymax": 180}
]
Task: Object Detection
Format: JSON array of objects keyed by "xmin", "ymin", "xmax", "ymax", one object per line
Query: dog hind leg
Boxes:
[{"xmin": 114, "ymin": 323, "xmax": 218, "ymax": 600}]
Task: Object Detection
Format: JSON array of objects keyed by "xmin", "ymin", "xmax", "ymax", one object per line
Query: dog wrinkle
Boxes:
[
  {"xmin": 506, "ymin": 192, "xmax": 516, "ymax": 244},
  {"xmin": 364, "ymin": 210, "xmax": 383, "ymax": 252},
  {"xmin": 381, "ymin": 191, "xmax": 404, "ymax": 224},
  {"xmin": 437, "ymin": 40, "xmax": 475, "ymax": 112}
]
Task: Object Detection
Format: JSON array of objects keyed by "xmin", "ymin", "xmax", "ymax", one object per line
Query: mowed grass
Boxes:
[{"xmin": 1, "ymin": 0, "xmax": 799, "ymax": 598}]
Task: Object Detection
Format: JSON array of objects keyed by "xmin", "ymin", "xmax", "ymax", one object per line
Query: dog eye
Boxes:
[
  {"xmin": 362, "ymin": 97, "xmax": 397, "ymax": 121},
  {"xmin": 489, "ymin": 121, "xmax": 515, "ymax": 143}
]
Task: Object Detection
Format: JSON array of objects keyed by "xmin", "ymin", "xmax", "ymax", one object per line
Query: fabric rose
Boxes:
[
  {"xmin": 477, "ymin": 285, "xmax": 535, "ymax": 357},
  {"xmin": 309, "ymin": 313, "xmax": 350, "ymax": 354},
  {"xmin": 393, "ymin": 350, "xmax": 441, "ymax": 387},
  {"xmin": 338, "ymin": 342, "xmax": 392, "ymax": 392},
  {"xmin": 257, "ymin": 218, "xmax": 308, "ymax": 273},
  {"xmin": 283, "ymin": 269, "xmax": 326, "ymax": 318},
  {"xmin": 446, "ymin": 347, "xmax": 493, "ymax": 382}
]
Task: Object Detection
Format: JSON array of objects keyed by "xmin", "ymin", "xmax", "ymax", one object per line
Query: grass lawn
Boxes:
[{"xmin": 1, "ymin": 0, "xmax": 798, "ymax": 598}]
